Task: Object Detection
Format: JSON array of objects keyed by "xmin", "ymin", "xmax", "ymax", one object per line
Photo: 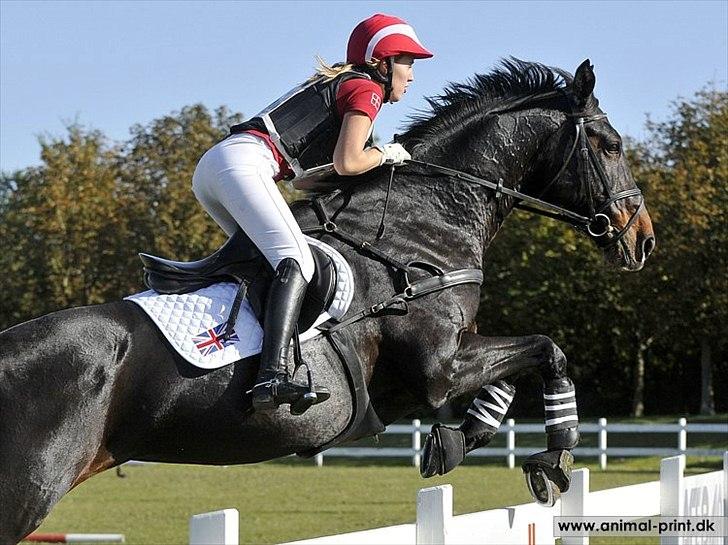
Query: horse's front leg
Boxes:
[{"xmin": 421, "ymin": 332, "xmax": 579, "ymax": 505}]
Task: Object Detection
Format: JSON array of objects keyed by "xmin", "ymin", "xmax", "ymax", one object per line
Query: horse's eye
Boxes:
[{"xmin": 605, "ymin": 141, "xmax": 621, "ymax": 155}]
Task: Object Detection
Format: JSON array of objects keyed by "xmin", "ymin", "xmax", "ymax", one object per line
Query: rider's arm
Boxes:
[{"xmin": 333, "ymin": 112, "xmax": 383, "ymax": 175}]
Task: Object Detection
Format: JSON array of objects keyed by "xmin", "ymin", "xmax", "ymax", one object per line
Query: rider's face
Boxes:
[{"xmin": 383, "ymin": 55, "xmax": 415, "ymax": 103}]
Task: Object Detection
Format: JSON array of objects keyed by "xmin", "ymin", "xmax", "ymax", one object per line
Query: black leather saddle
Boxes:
[{"xmin": 139, "ymin": 230, "xmax": 338, "ymax": 332}]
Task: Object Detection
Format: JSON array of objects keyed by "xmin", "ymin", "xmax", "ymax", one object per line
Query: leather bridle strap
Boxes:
[
  {"xmin": 406, "ymin": 159, "xmax": 593, "ymax": 227},
  {"xmin": 406, "ymin": 111, "xmax": 644, "ymax": 247}
]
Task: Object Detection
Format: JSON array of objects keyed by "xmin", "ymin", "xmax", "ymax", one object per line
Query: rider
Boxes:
[{"xmin": 192, "ymin": 14, "xmax": 433, "ymax": 414}]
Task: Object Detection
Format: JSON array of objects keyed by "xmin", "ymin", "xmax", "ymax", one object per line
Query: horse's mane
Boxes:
[{"xmin": 401, "ymin": 57, "xmax": 572, "ymax": 146}]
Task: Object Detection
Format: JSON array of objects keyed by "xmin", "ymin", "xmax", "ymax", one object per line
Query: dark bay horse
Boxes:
[{"xmin": 0, "ymin": 59, "xmax": 654, "ymax": 543}]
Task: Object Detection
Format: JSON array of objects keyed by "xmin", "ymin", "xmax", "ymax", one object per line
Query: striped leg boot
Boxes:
[
  {"xmin": 421, "ymin": 380, "xmax": 515, "ymax": 478},
  {"xmin": 543, "ymin": 377, "xmax": 579, "ymax": 450}
]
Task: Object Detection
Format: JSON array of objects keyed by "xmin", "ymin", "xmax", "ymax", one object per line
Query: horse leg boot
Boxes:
[
  {"xmin": 421, "ymin": 380, "xmax": 515, "ymax": 478},
  {"xmin": 251, "ymin": 258, "xmax": 327, "ymax": 414},
  {"xmin": 522, "ymin": 377, "xmax": 580, "ymax": 506}
]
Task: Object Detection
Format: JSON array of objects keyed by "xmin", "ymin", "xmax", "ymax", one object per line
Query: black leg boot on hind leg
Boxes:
[
  {"xmin": 421, "ymin": 380, "xmax": 515, "ymax": 478},
  {"xmin": 250, "ymin": 258, "xmax": 328, "ymax": 414}
]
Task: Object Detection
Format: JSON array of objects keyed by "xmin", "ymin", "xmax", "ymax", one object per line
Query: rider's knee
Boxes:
[
  {"xmin": 298, "ymin": 252, "xmax": 315, "ymax": 283},
  {"xmin": 274, "ymin": 253, "xmax": 314, "ymax": 283}
]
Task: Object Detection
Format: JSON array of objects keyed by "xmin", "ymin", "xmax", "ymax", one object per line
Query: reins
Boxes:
[{"xmin": 402, "ymin": 110, "xmax": 644, "ymax": 248}]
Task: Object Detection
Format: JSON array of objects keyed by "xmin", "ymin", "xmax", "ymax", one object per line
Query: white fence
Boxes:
[
  {"xmin": 190, "ymin": 452, "xmax": 727, "ymax": 545},
  {"xmin": 313, "ymin": 418, "xmax": 728, "ymax": 470}
]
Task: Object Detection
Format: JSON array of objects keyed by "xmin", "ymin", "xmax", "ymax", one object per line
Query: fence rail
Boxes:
[{"xmin": 314, "ymin": 418, "xmax": 728, "ymax": 470}]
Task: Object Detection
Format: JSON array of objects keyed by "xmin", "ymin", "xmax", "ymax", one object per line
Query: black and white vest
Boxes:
[{"xmin": 230, "ymin": 70, "xmax": 375, "ymax": 179}]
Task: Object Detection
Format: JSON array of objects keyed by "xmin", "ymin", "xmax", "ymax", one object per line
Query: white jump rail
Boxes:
[
  {"xmin": 191, "ymin": 452, "xmax": 727, "ymax": 545},
  {"xmin": 23, "ymin": 534, "xmax": 125, "ymax": 543}
]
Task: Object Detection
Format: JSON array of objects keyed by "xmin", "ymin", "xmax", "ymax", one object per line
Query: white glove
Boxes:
[{"xmin": 377, "ymin": 143, "xmax": 411, "ymax": 166}]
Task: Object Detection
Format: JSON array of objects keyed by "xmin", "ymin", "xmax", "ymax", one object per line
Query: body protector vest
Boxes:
[{"xmin": 229, "ymin": 70, "xmax": 375, "ymax": 180}]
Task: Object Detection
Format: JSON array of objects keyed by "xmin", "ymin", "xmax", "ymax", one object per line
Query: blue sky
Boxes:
[{"xmin": 1, "ymin": 0, "xmax": 726, "ymax": 173}]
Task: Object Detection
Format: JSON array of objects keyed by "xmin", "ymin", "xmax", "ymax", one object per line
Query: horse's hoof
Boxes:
[
  {"xmin": 420, "ymin": 424, "xmax": 466, "ymax": 478},
  {"xmin": 524, "ymin": 467, "xmax": 560, "ymax": 507},
  {"xmin": 522, "ymin": 449, "xmax": 574, "ymax": 507}
]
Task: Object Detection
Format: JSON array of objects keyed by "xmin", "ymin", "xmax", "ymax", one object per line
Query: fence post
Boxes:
[
  {"xmin": 416, "ymin": 485, "xmax": 452, "ymax": 544},
  {"xmin": 660, "ymin": 454, "xmax": 685, "ymax": 545},
  {"xmin": 189, "ymin": 509, "xmax": 239, "ymax": 545},
  {"xmin": 723, "ymin": 450, "xmax": 728, "ymax": 545},
  {"xmin": 412, "ymin": 419, "xmax": 422, "ymax": 468},
  {"xmin": 314, "ymin": 452, "xmax": 323, "ymax": 467},
  {"xmin": 677, "ymin": 418, "xmax": 687, "ymax": 453},
  {"xmin": 598, "ymin": 418, "xmax": 608, "ymax": 470},
  {"xmin": 506, "ymin": 418, "xmax": 515, "ymax": 469},
  {"xmin": 561, "ymin": 468, "xmax": 589, "ymax": 545},
  {"xmin": 724, "ymin": 452, "xmax": 728, "ymax": 545}
]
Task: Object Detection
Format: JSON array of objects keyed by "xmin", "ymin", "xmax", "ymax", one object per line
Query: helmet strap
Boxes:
[{"xmin": 383, "ymin": 57, "xmax": 393, "ymax": 103}]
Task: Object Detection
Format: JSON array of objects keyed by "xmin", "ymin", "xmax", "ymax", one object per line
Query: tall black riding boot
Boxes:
[{"xmin": 251, "ymin": 258, "xmax": 317, "ymax": 412}]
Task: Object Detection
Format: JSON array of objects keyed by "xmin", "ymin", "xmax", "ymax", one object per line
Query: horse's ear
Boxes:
[{"xmin": 572, "ymin": 59, "xmax": 596, "ymax": 104}]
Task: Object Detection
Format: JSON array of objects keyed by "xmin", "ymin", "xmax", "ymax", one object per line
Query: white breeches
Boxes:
[{"xmin": 192, "ymin": 132, "xmax": 315, "ymax": 282}]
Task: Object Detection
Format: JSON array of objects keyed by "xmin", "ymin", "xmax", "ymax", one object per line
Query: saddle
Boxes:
[{"xmin": 139, "ymin": 230, "xmax": 337, "ymax": 333}]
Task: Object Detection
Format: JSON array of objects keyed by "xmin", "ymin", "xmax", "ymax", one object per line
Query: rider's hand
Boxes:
[{"xmin": 377, "ymin": 143, "xmax": 411, "ymax": 166}]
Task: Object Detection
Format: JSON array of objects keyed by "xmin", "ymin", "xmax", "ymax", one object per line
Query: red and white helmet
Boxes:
[{"xmin": 346, "ymin": 14, "xmax": 433, "ymax": 65}]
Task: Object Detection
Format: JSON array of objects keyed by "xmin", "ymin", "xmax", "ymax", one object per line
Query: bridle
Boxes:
[{"xmin": 404, "ymin": 106, "xmax": 645, "ymax": 248}]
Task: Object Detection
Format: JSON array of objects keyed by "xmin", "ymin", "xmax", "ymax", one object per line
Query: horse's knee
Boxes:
[
  {"xmin": 422, "ymin": 387, "xmax": 449, "ymax": 412},
  {"xmin": 530, "ymin": 335, "xmax": 567, "ymax": 379}
]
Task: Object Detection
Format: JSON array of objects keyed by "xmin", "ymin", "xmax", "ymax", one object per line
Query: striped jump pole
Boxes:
[{"xmin": 24, "ymin": 534, "xmax": 125, "ymax": 543}]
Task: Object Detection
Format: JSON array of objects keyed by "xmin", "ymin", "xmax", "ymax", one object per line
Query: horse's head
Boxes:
[{"xmin": 535, "ymin": 60, "xmax": 655, "ymax": 271}]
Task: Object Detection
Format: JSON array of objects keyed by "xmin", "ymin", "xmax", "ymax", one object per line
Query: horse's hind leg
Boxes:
[
  {"xmin": 0, "ymin": 413, "xmax": 74, "ymax": 543},
  {"xmin": 0, "ymin": 387, "xmax": 116, "ymax": 543}
]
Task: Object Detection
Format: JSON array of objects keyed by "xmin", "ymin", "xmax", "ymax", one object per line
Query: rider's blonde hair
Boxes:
[{"xmin": 313, "ymin": 55, "xmax": 380, "ymax": 81}]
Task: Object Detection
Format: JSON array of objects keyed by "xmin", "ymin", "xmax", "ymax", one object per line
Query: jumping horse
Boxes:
[{"xmin": 0, "ymin": 59, "xmax": 654, "ymax": 543}]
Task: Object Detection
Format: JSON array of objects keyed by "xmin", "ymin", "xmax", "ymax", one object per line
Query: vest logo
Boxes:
[{"xmin": 371, "ymin": 93, "xmax": 382, "ymax": 110}]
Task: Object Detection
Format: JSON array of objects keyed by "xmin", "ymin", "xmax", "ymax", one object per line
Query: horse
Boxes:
[{"xmin": 0, "ymin": 59, "xmax": 654, "ymax": 543}]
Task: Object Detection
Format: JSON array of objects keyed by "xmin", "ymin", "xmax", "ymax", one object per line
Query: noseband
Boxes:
[{"xmin": 406, "ymin": 110, "xmax": 644, "ymax": 248}]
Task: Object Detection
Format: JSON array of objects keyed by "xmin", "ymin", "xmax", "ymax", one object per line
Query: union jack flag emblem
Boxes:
[{"xmin": 192, "ymin": 323, "xmax": 239, "ymax": 357}]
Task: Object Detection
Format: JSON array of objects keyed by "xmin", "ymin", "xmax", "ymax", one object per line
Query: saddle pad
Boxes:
[{"xmin": 125, "ymin": 236, "xmax": 354, "ymax": 370}]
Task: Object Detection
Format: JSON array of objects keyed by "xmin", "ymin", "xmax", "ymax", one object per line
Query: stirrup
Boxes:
[
  {"xmin": 250, "ymin": 375, "xmax": 329, "ymax": 415},
  {"xmin": 289, "ymin": 326, "xmax": 330, "ymax": 414}
]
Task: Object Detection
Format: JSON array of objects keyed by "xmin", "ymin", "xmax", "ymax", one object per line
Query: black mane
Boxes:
[{"xmin": 401, "ymin": 58, "xmax": 572, "ymax": 146}]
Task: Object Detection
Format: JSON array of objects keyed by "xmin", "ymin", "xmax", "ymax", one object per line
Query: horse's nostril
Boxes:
[{"xmin": 642, "ymin": 235, "xmax": 655, "ymax": 258}]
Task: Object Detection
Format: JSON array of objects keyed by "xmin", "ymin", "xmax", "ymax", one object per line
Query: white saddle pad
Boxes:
[{"xmin": 125, "ymin": 236, "xmax": 354, "ymax": 369}]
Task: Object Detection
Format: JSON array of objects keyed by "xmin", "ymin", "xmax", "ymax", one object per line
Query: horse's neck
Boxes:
[{"xmin": 413, "ymin": 108, "xmax": 560, "ymax": 250}]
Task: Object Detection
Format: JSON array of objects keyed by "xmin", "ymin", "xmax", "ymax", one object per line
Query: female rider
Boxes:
[{"xmin": 192, "ymin": 14, "xmax": 433, "ymax": 414}]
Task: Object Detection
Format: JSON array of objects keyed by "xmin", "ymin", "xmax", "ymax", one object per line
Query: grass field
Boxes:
[{"xmin": 32, "ymin": 455, "xmax": 724, "ymax": 545}]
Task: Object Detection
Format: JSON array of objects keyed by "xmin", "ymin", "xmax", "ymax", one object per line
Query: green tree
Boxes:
[
  {"xmin": 0, "ymin": 125, "xmax": 130, "ymax": 327},
  {"xmin": 120, "ymin": 104, "xmax": 244, "ymax": 261}
]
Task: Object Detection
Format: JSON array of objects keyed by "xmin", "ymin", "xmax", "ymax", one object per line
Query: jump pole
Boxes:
[{"xmin": 24, "ymin": 534, "xmax": 125, "ymax": 543}]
